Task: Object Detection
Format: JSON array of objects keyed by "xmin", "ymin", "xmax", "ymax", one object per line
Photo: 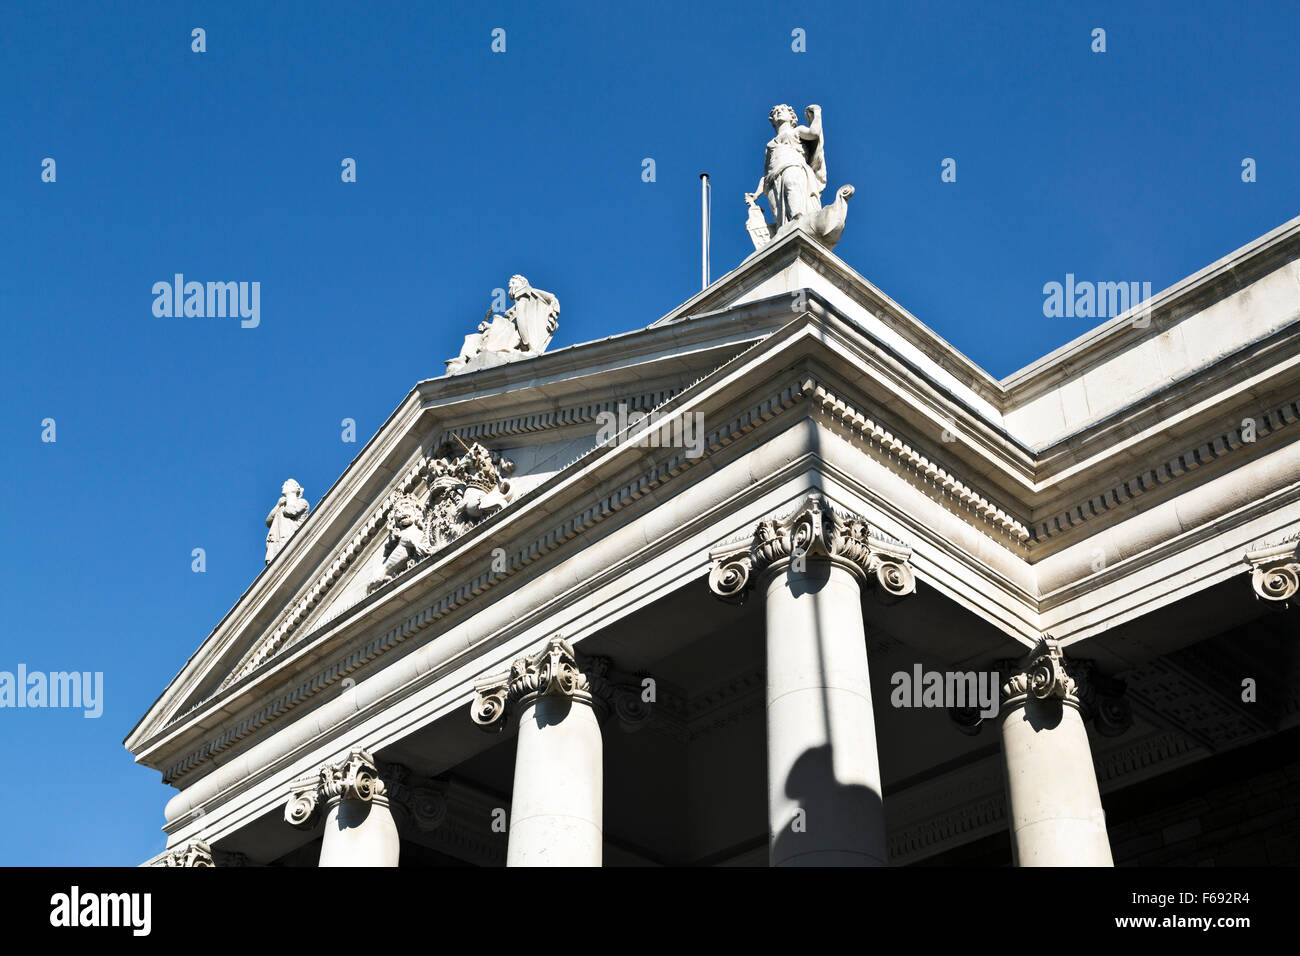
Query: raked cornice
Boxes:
[
  {"xmin": 132, "ymin": 298, "xmax": 1300, "ymax": 785},
  {"xmin": 139, "ymin": 323, "xmax": 1300, "ymax": 783},
  {"xmin": 134, "ymin": 267, "xmax": 1300, "ymax": 748},
  {"xmin": 219, "ymin": 357, "xmax": 1300, "ymax": 703}
]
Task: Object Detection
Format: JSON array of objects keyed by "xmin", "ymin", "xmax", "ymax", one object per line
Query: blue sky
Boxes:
[{"xmin": 1, "ymin": 1, "xmax": 1297, "ymax": 865}]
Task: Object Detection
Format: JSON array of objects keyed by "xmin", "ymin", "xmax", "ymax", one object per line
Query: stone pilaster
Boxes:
[{"xmin": 377, "ymin": 761, "xmax": 449, "ymax": 835}]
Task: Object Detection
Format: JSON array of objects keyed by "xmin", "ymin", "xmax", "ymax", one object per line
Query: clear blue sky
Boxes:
[{"xmin": 2, "ymin": 1, "xmax": 1297, "ymax": 865}]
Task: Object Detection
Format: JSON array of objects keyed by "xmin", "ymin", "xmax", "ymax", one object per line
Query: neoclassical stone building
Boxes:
[{"xmin": 127, "ymin": 164, "xmax": 1300, "ymax": 866}]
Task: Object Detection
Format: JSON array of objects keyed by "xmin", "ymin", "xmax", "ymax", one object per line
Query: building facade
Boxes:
[{"xmin": 127, "ymin": 177, "xmax": 1300, "ymax": 866}]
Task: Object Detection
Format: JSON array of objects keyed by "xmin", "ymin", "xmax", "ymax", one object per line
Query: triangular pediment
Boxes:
[{"xmin": 126, "ymin": 216, "xmax": 1300, "ymax": 782}]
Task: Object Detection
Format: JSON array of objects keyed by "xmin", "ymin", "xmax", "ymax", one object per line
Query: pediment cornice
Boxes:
[
  {"xmin": 133, "ymin": 315, "xmax": 1299, "ymax": 785},
  {"xmin": 128, "ymin": 219, "xmax": 1300, "ymax": 773}
]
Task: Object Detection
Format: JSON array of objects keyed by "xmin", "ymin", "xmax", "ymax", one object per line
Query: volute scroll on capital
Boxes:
[
  {"xmin": 284, "ymin": 748, "xmax": 386, "ymax": 830},
  {"xmin": 1243, "ymin": 533, "xmax": 1300, "ymax": 607},
  {"xmin": 997, "ymin": 636, "xmax": 1132, "ymax": 736},
  {"xmin": 707, "ymin": 493, "xmax": 916, "ymax": 604},
  {"xmin": 160, "ymin": 840, "xmax": 215, "ymax": 868},
  {"xmin": 471, "ymin": 635, "xmax": 652, "ymax": 732}
]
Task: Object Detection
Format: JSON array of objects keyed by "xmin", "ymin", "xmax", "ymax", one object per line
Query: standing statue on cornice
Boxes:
[
  {"xmin": 265, "ymin": 479, "xmax": 310, "ymax": 564},
  {"xmin": 745, "ymin": 104, "xmax": 854, "ymax": 254},
  {"xmin": 445, "ymin": 275, "xmax": 560, "ymax": 375}
]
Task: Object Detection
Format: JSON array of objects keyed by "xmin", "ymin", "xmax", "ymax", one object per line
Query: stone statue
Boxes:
[
  {"xmin": 446, "ymin": 275, "xmax": 560, "ymax": 375},
  {"xmin": 265, "ymin": 479, "xmax": 310, "ymax": 564},
  {"xmin": 745, "ymin": 104, "xmax": 854, "ymax": 253}
]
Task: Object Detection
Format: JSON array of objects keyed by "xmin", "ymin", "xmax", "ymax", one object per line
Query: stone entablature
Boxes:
[
  {"xmin": 140, "ymin": 345, "xmax": 1299, "ymax": 790},
  {"xmin": 130, "ymin": 218, "xmax": 1300, "ymax": 857}
]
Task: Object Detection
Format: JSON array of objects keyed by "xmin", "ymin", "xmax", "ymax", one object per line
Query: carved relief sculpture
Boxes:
[
  {"xmin": 446, "ymin": 275, "xmax": 560, "ymax": 375},
  {"xmin": 368, "ymin": 439, "xmax": 515, "ymax": 592},
  {"xmin": 265, "ymin": 479, "xmax": 310, "ymax": 564}
]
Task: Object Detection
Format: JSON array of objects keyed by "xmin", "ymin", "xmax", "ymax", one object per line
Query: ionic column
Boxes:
[
  {"xmin": 999, "ymin": 638, "xmax": 1113, "ymax": 866},
  {"xmin": 472, "ymin": 636, "xmax": 604, "ymax": 866},
  {"xmin": 709, "ymin": 493, "xmax": 916, "ymax": 866},
  {"xmin": 284, "ymin": 748, "xmax": 401, "ymax": 867}
]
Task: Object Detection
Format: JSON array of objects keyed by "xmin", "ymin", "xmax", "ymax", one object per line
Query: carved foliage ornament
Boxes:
[
  {"xmin": 284, "ymin": 748, "xmax": 385, "ymax": 830},
  {"xmin": 161, "ymin": 840, "xmax": 215, "ymax": 868},
  {"xmin": 1243, "ymin": 534, "xmax": 1300, "ymax": 607},
  {"xmin": 471, "ymin": 636, "xmax": 652, "ymax": 733},
  {"xmin": 472, "ymin": 636, "xmax": 591, "ymax": 731},
  {"xmin": 998, "ymin": 636, "xmax": 1131, "ymax": 735},
  {"xmin": 368, "ymin": 439, "xmax": 515, "ymax": 593},
  {"xmin": 708, "ymin": 493, "xmax": 915, "ymax": 603}
]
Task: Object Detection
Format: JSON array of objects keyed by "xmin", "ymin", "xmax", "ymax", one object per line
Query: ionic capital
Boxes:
[
  {"xmin": 998, "ymin": 637, "xmax": 1131, "ymax": 734},
  {"xmin": 1243, "ymin": 534, "xmax": 1300, "ymax": 607},
  {"xmin": 284, "ymin": 747, "xmax": 387, "ymax": 830},
  {"xmin": 471, "ymin": 635, "xmax": 594, "ymax": 731},
  {"xmin": 1000, "ymin": 637, "xmax": 1084, "ymax": 707},
  {"xmin": 708, "ymin": 493, "xmax": 916, "ymax": 604},
  {"xmin": 160, "ymin": 840, "xmax": 214, "ymax": 867}
]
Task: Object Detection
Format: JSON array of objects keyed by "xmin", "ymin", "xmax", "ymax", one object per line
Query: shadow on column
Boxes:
[{"xmin": 771, "ymin": 744, "xmax": 885, "ymax": 866}]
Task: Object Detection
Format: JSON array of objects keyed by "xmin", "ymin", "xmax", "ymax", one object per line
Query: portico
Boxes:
[{"xmin": 126, "ymin": 125, "xmax": 1300, "ymax": 866}]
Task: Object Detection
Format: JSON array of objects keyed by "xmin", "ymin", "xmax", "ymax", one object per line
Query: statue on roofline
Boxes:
[
  {"xmin": 745, "ymin": 103, "xmax": 854, "ymax": 254},
  {"xmin": 446, "ymin": 275, "xmax": 560, "ymax": 375}
]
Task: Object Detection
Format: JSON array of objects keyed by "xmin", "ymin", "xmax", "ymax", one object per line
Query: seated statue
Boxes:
[{"xmin": 446, "ymin": 275, "xmax": 559, "ymax": 375}]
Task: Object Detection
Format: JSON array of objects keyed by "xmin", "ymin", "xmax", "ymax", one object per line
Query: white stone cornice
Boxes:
[
  {"xmin": 1243, "ymin": 533, "xmax": 1300, "ymax": 605},
  {"xmin": 284, "ymin": 748, "xmax": 385, "ymax": 830},
  {"xmin": 707, "ymin": 492, "xmax": 916, "ymax": 602},
  {"xmin": 141, "ymin": 362, "xmax": 1297, "ymax": 787}
]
